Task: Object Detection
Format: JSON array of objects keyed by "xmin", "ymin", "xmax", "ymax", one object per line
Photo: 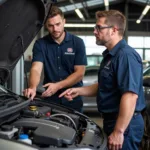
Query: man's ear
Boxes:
[
  {"xmin": 111, "ymin": 26, "xmax": 118, "ymax": 35},
  {"xmin": 114, "ymin": 26, "xmax": 120, "ymax": 32},
  {"xmin": 110, "ymin": 27, "xmax": 115, "ymax": 36}
]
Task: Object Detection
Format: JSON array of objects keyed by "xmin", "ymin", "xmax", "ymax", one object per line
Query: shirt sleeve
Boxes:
[
  {"xmin": 116, "ymin": 51, "xmax": 143, "ymax": 95},
  {"xmin": 74, "ymin": 38, "xmax": 87, "ymax": 65},
  {"xmin": 32, "ymin": 40, "xmax": 44, "ymax": 63}
]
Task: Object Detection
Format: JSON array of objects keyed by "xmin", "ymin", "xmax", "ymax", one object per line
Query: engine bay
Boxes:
[{"xmin": 0, "ymin": 90, "xmax": 107, "ymax": 150}]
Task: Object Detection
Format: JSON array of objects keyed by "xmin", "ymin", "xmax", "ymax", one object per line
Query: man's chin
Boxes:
[
  {"xmin": 52, "ymin": 34, "xmax": 61, "ymax": 39},
  {"xmin": 96, "ymin": 41, "xmax": 103, "ymax": 46}
]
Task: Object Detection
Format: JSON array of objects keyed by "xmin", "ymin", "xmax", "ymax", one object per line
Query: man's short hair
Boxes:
[
  {"xmin": 96, "ymin": 10, "xmax": 126, "ymax": 36},
  {"xmin": 47, "ymin": 6, "xmax": 64, "ymax": 19}
]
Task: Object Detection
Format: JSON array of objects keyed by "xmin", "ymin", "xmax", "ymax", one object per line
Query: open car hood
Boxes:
[{"xmin": 0, "ymin": 0, "xmax": 51, "ymax": 84}]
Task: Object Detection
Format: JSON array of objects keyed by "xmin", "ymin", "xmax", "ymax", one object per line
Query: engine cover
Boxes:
[{"xmin": 13, "ymin": 118, "xmax": 76, "ymax": 146}]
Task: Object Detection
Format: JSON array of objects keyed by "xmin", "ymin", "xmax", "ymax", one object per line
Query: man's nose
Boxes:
[
  {"xmin": 53, "ymin": 25, "xmax": 58, "ymax": 31},
  {"xmin": 93, "ymin": 29, "xmax": 98, "ymax": 34}
]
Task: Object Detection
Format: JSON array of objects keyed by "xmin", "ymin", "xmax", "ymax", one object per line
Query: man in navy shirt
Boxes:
[
  {"xmin": 23, "ymin": 6, "xmax": 87, "ymax": 112},
  {"xmin": 60, "ymin": 10, "xmax": 145, "ymax": 150}
]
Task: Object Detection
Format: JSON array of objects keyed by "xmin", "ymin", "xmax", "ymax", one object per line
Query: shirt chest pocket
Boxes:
[
  {"xmin": 62, "ymin": 53, "xmax": 75, "ymax": 68},
  {"xmin": 99, "ymin": 69, "xmax": 114, "ymax": 89}
]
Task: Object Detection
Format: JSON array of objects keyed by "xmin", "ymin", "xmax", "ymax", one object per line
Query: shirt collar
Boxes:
[
  {"xmin": 64, "ymin": 31, "xmax": 71, "ymax": 42},
  {"xmin": 102, "ymin": 49, "xmax": 109, "ymax": 57},
  {"xmin": 102, "ymin": 39, "xmax": 127, "ymax": 57},
  {"xmin": 109, "ymin": 39, "xmax": 127, "ymax": 56}
]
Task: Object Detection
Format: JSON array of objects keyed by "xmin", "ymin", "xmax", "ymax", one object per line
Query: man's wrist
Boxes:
[
  {"xmin": 29, "ymin": 86, "xmax": 36, "ymax": 91},
  {"xmin": 56, "ymin": 82, "xmax": 63, "ymax": 90},
  {"xmin": 114, "ymin": 127, "xmax": 124, "ymax": 134}
]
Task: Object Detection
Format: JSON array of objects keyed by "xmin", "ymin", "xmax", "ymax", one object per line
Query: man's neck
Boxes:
[
  {"xmin": 106, "ymin": 36, "xmax": 123, "ymax": 51},
  {"xmin": 55, "ymin": 31, "xmax": 65, "ymax": 44}
]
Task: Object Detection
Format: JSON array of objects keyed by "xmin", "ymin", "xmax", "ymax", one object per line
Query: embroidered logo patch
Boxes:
[
  {"xmin": 65, "ymin": 48, "xmax": 75, "ymax": 55},
  {"xmin": 67, "ymin": 48, "xmax": 73, "ymax": 53}
]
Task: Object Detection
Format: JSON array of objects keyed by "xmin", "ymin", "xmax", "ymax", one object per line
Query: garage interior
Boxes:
[
  {"xmin": 5, "ymin": 0, "xmax": 149, "ymax": 126},
  {"xmin": 9, "ymin": 0, "xmax": 150, "ymax": 122},
  {"xmin": 0, "ymin": 0, "xmax": 150, "ymax": 149}
]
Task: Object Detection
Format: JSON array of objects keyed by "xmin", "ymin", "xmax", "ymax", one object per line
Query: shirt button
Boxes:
[
  {"xmin": 60, "ymin": 78, "xmax": 62, "ymax": 80},
  {"xmin": 59, "ymin": 67, "xmax": 61, "ymax": 69},
  {"xmin": 58, "ymin": 56, "xmax": 60, "ymax": 59}
]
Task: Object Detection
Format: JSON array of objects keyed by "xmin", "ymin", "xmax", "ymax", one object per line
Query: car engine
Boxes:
[{"xmin": 0, "ymin": 90, "xmax": 107, "ymax": 150}]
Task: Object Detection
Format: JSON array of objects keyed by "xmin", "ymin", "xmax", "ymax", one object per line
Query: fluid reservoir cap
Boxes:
[
  {"xmin": 18, "ymin": 134, "xmax": 32, "ymax": 145},
  {"xmin": 29, "ymin": 105, "xmax": 37, "ymax": 111},
  {"xmin": 19, "ymin": 134, "xmax": 29, "ymax": 139},
  {"xmin": 1, "ymin": 125, "xmax": 13, "ymax": 131},
  {"xmin": 46, "ymin": 112, "xmax": 51, "ymax": 116}
]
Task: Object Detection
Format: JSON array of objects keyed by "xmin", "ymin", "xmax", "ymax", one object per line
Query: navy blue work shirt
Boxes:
[
  {"xmin": 97, "ymin": 39, "xmax": 146, "ymax": 113},
  {"xmin": 32, "ymin": 31, "xmax": 87, "ymax": 112}
]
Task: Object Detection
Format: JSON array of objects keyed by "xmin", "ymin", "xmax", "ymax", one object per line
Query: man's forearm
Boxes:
[
  {"xmin": 114, "ymin": 92, "xmax": 138, "ymax": 133},
  {"xmin": 77, "ymin": 83, "xmax": 98, "ymax": 97},
  {"xmin": 29, "ymin": 69, "xmax": 41, "ymax": 89},
  {"xmin": 56, "ymin": 71, "xmax": 84, "ymax": 90}
]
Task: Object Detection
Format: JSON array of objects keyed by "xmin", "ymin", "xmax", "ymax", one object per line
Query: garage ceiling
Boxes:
[{"xmin": 54, "ymin": 0, "xmax": 150, "ymax": 32}]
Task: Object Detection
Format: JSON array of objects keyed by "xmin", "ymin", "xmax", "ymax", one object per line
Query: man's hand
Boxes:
[
  {"xmin": 23, "ymin": 88, "xmax": 36, "ymax": 100},
  {"xmin": 108, "ymin": 130, "xmax": 124, "ymax": 150},
  {"xmin": 41, "ymin": 83, "xmax": 60, "ymax": 97},
  {"xmin": 59, "ymin": 88, "xmax": 79, "ymax": 101}
]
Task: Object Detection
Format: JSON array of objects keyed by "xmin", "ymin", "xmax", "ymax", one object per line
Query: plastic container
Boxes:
[
  {"xmin": 18, "ymin": 134, "xmax": 32, "ymax": 145},
  {"xmin": 0, "ymin": 126, "xmax": 18, "ymax": 139}
]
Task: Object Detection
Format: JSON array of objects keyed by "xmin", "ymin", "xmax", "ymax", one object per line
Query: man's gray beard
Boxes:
[{"xmin": 96, "ymin": 40, "xmax": 105, "ymax": 46}]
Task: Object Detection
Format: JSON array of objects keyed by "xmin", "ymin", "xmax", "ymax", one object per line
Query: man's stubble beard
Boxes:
[
  {"xmin": 96, "ymin": 40, "xmax": 105, "ymax": 46},
  {"xmin": 96, "ymin": 31, "xmax": 110, "ymax": 46},
  {"xmin": 51, "ymin": 30, "xmax": 64, "ymax": 40}
]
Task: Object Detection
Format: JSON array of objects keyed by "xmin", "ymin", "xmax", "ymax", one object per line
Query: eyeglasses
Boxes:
[{"xmin": 94, "ymin": 25, "xmax": 113, "ymax": 31}]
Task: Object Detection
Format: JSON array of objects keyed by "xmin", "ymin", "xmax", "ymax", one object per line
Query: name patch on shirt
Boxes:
[
  {"xmin": 65, "ymin": 48, "xmax": 75, "ymax": 55},
  {"xmin": 104, "ymin": 60, "xmax": 111, "ymax": 69}
]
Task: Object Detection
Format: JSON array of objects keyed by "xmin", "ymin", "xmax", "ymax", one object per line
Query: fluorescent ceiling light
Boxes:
[
  {"xmin": 136, "ymin": 4, "xmax": 150, "ymax": 24},
  {"xmin": 142, "ymin": 5, "xmax": 150, "ymax": 15},
  {"xmin": 104, "ymin": 0, "xmax": 109, "ymax": 11},
  {"xmin": 75, "ymin": 8, "xmax": 85, "ymax": 21},
  {"xmin": 65, "ymin": 23, "xmax": 95, "ymax": 28},
  {"xmin": 104, "ymin": 0, "xmax": 109, "ymax": 6},
  {"xmin": 136, "ymin": 19, "xmax": 141, "ymax": 24}
]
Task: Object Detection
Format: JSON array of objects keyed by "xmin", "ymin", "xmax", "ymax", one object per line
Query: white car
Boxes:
[{"xmin": 83, "ymin": 65, "xmax": 100, "ymax": 112}]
